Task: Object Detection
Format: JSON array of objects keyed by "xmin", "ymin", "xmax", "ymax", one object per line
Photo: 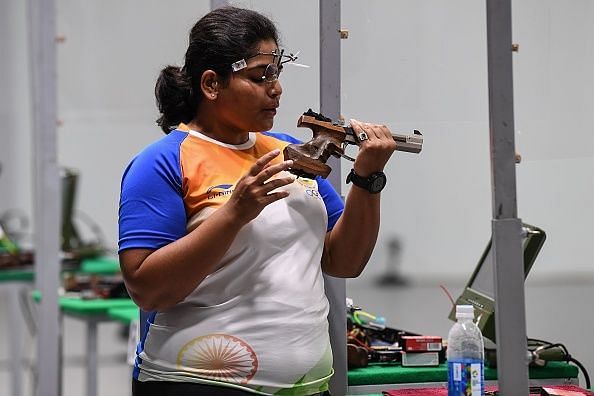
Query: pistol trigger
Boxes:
[{"xmin": 339, "ymin": 142, "xmax": 356, "ymax": 162}]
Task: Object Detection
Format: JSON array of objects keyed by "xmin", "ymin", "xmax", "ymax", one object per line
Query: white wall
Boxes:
[
  {"xmin": 513, "ymin": 0, "xmax": 594, "ymax": 277},
  {"xmin": 0, "ymin": 0, "xmax": 33, "ymax": 246},
  {"xmin": 1, "ymin": 0, "xmax": 592, "ymax": 280},
  {"xmin": 54, "ymin": 0, "xmax": 211, "ymax": 252},
  {"xmin": 341, "ymin": 0, "xmax": 493, "ymax": 282}
]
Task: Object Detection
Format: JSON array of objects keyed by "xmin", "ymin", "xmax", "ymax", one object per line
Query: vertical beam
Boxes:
[
  {"xmin": 87, "ymin": 321, "xmax": 99, "ymax": 396},
  {"xmin": 27, "ymin": 0, "xmax": 61, "ymax": 395},
  {"xmin": 320, "ymin": 1, "xmax": 347, "ymax": 395},
  {"xmin": 319, "ymin": 0, "xmax": 342, "ymax": 190},
  {"xmin": 486, "ymin": 1, "xmax": 529, "ymax": 394}
]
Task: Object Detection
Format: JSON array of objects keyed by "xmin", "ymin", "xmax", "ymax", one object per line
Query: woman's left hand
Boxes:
[{"xmin": 350, "ymin": 118, "xmax": 397, "ymax": 177}]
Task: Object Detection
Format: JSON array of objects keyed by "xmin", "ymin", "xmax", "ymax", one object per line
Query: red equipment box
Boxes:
[{"xmin": 401, "ymin": 336, "xmax": 442, "ymax": 352}]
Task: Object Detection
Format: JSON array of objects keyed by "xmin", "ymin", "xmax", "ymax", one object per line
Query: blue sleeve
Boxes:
[
  {"xmin": 118, "ymin": 131, "xmax": 188, "ymax": 252},
  {"xmin": 316, "ymin": 177, "xmax": 343, "ymax": 231},
  {"xmin": 263, "ymin": 132, "xmax": 344, "ymax": 231}
]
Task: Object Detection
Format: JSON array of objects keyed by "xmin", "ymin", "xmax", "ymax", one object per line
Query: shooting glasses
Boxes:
[{"xmin": 231, "ymin": 49, "xmax": 300, "ymax": 83}]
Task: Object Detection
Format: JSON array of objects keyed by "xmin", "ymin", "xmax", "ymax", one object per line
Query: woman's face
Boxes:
[{"xmin": 215, "ymin": 39, "xmax": 283, "ymax": 135}]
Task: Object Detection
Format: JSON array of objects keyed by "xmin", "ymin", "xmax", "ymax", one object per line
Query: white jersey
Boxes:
[{"xmin": 119, "ymin": 128, "xmax": 344, "ymax": 395}]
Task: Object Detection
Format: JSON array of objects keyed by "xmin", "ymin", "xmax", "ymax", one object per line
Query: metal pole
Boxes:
[
  {"xmin": 486, "ymin": 1, "xmax": 529, "ymax": 394},
  {"xmin": 87, "ymin": 320, "xmax": 99, "ymax": 396},
  {"xmin": 320, "ymin": 0, "xmax": 342, "ymax": 191},
  {"xmin": 7, "ymin": 284, "xmax": 27, "ymax": 396},
  {"xmin": 27, "ymin": 0, "xmax": 62, "ymax": 395},
  {"xmin": 320, "ymin": 1, "xmax": 347, "ymax": 395}
]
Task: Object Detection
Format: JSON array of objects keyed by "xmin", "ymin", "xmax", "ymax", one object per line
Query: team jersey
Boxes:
[{"xmin": 118, "ymin": 125, "xmax": 344, "ymax": 395}]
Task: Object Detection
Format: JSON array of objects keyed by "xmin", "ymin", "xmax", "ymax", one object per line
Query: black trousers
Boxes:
[{"xmin": 132, "ymin": 378, "xmax": 331, "ymax": 396}]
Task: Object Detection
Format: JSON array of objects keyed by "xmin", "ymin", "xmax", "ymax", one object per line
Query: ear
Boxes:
[{"xmin": 200, "ymin": 70, "xmax": 219, "ymax": 100}]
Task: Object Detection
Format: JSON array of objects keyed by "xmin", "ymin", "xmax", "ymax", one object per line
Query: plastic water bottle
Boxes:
[{"xmin": 447, "ymin": 305, "xmax": 485, "ymax": 395}]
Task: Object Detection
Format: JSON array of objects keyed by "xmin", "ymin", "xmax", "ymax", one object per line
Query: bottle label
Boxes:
[{"xmin": 448, "ymin": 358, "xmax": 484, "ymax": 395}]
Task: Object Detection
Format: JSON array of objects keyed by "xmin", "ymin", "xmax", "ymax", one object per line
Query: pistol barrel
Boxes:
[{"xmin": 344, "ymin": 127, "xmax": 423, "ymax": 154}]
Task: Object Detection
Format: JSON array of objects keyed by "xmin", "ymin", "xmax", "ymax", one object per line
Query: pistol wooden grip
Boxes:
[{"xmin": 283, "ymin": 128, "xmax": 345, "ymax": 179}]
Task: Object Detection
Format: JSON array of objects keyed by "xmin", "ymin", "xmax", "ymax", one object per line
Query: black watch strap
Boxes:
[{"xmin": 346, "ymin": 169, "xmax": 387, "ymax": 194}]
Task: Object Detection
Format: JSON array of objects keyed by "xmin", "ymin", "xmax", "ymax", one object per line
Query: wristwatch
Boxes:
[{"xmin": 346, "ymin": 169, "xmax": 387, "ymax": 194}]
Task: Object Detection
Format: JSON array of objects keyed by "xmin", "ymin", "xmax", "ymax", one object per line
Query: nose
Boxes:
[{"xmin": 268, "ymin": 79, "xmax": 282, "ymax": 97}]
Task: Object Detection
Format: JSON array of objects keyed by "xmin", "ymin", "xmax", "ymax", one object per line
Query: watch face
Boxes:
[
  {"xmin": 370, "ymin": 173, "xmax": 387, "ymax": 193},
  {"xmin": 347, "ymin": 169, "xmax": 386, "ymax": 193}
]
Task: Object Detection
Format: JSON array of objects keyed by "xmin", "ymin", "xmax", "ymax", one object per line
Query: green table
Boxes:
[
  {"xmin": 31, "ymin": 290, "xmax": 135, "ymax": 309},
  {"xmin": 1, "ymin": 256, "xmax": 119, "ymax": 396},
  {"xmin": 0, "ymin": 268, "xmax": 34, "ymax": 282},
  {"xmin": 79, "ymin": 257, "xmax": 120, "ymax": 275},
  {"xmin": 0, "ymin": 256, "xmax": 120, "ymax": 282},
  {"xmin": 31, "ymin": 293, "xmax": 137, "ymax": 396},
  {"xmin": 59, "ymin": 296, "xmax": 136, "ymax": 396},
  {"xmin": 107, "ymin": 306, "xmax": 139, "ymax": 324},
  {"xmin": 347, "ymin": 362, "xmax": 579, "ymax": 394},
  {"xmin": 54, "ymin": 297, "xmax": 136, "ymax": 316}
]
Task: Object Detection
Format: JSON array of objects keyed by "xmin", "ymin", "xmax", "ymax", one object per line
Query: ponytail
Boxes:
[{"xmin": 155, "ymin": 66, "xmax": 196, "ymax": 134}]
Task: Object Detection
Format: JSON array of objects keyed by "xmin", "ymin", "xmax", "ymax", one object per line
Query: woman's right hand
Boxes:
[{"xmin": 225, "ymin": 149, "xmax": 295, "ymax": 225}]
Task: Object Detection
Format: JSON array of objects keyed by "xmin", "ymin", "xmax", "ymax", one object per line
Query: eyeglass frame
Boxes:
[{"xmin": 230, "ymin": 49, "xmax": 298, "ymax": 83}]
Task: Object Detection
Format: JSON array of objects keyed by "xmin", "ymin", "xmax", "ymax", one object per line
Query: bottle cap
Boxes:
[{"xmin": 455, "ymin": 305, "xmax": 475, "ymax": 319}]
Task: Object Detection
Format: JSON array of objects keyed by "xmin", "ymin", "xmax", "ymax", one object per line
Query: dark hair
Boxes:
[{"xmin": 155, "ymin": 7, "xmax": 280, "ymax": 133}]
